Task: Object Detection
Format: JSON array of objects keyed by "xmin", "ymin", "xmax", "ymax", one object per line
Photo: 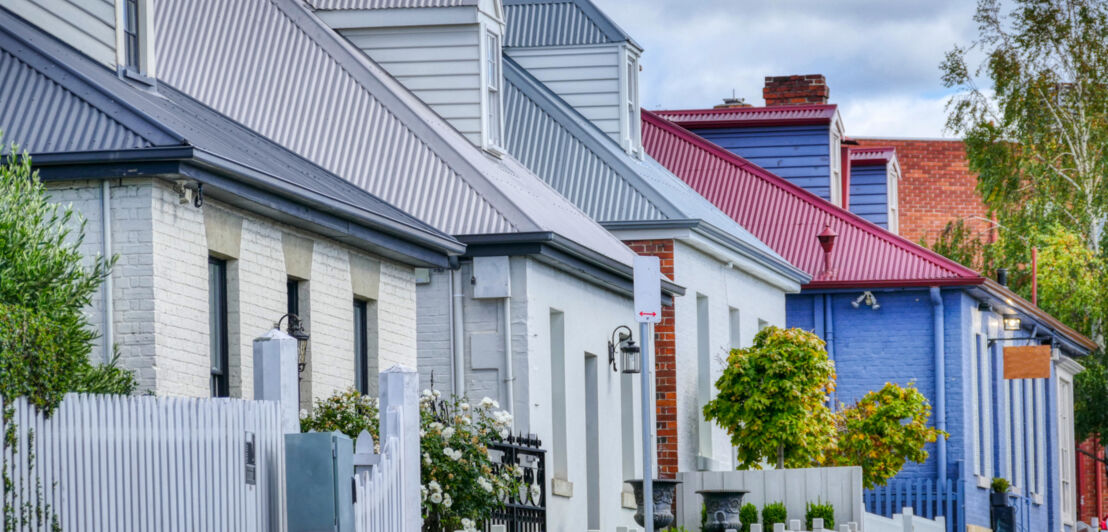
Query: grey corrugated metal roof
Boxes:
[
  {"xmin": 153, "ymin": 0, "xmax": 636, "ymax": 267},
  {"xmin": 0, "ymin": 9, "xmax": 462, "ymax": 263},
  {"xmin": 308, "ymin": 0, "xmax": 476, "ymax": 8},
  {"xmin": 503, "ymin": 56, "xmax": 808, "ymax": 283},
  {"xmin": 503, "ymin": 0, "xmax": 639, "ymax": 49}
]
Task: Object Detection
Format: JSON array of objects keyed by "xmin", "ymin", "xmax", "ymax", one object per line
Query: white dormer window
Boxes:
[
  {"xmin": 625, "ymin": 55, "xmax": 641, "ymax": 156},
  {"xmin": 829, "ymin": 132, "xmax": 842, "ymax": 206},
  {"xmin": 117, "ymin": 0, "xmax": 154, "ymax": 79},
  {"xmin": 486, "ymin": 31, "xmax": 503, "ymax": 149}
]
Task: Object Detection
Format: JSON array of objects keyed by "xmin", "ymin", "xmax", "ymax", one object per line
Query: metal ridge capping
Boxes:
[{"xmin": 641, "ymin": 109, "xmax": 986, "ymax": 286}]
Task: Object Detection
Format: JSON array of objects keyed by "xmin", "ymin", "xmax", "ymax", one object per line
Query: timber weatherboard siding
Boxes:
[
  {"xmin": 2, "ymin": 0, "xmax": 116, "ymax": 67},
  {"xmin": 849, "ymin": 164, "xmax": 891, "ymax": 228},
  {"xmin": 337, "ymin": 25, "xmax": 485, "ymax": 145},
  {"xmin": 689, "ymin": 124, "xmax": 836, "ymax": 201}
]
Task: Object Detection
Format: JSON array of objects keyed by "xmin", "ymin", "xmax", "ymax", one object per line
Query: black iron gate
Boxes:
[{"xmin": 486, "ymin": 433, "xmax": 546, "ymax": 532}]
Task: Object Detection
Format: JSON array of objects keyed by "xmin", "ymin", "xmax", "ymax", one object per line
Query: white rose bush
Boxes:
[{"xmin": 300, "ymin": 387, "xmax": 523, "ymax": 532}]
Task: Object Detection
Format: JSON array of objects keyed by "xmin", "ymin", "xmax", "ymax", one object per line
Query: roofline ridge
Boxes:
[
  {"xmin": 273, "ymin": 0, "xmax": 539, "ymax": 234},
  {"xmin": 0, "ymin": 10, "xmax": 186, "ymax": 147},
  {"xmin": 642, "ymin": 109, "xmax": 983, "ymax": 281}
]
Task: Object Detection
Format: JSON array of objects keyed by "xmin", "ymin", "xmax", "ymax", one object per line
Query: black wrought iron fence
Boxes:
[{"xmin": 485, "ymin": 433, "xmax": 546, "ymax": 532}]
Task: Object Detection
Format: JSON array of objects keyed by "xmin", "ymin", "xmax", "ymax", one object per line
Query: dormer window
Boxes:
[
  {"xmin": 626, "ymin": 56, "xmax": 641, "ymax": 155},
  {"xmin": 124, "ymin": 0, "xmax": 140, "ymax": 69},
  {"xmin": 486, "ymin": 31, "xmax": 503, "ymax": 149}
]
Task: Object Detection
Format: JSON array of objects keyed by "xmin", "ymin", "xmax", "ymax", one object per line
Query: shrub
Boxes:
[
  {"xmin": 704, "ymin": 327, "xmax": 836, "ymax": 470},
  {"xmin": 991, "ymin": 477, "xmax": 1010, "ymax": 494},
  {"xmin": 739, "ymin": 502, "xmax": 758, "ymax": 532},
  {"xmin": 300, "ymin": 388, "xmax": 522, "ymax": 532},
  {"xmin": 805, "ymin": 500, "xmax": 834, "ymax": 530},
  {"xmin": 762, "ymin": 501, "xmax": 787, "ymax": 529}
]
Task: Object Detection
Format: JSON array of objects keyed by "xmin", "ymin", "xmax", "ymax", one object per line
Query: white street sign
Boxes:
[{"xmin": 634, "ymin": 256, "xmax": 661, "ymax": 323}]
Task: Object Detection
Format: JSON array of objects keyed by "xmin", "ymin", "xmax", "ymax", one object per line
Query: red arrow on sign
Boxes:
[{"xmin": 639, "ymin": 312, "xmax": 657, "ymax": 317}]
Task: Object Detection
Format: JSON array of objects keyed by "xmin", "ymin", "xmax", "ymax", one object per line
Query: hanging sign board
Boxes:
[
  {"xmin": 633, "ymin": 256, "xmax": 661, "ymax": 323},
  {"xmin": 1003, "ymin": 345, "xmax": 1052, "ymax": 379}
]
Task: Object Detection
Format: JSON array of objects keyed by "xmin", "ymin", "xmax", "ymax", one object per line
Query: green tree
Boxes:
[
  {"xmin": 704, "ymin": 326, "xmax": 837, "ymax": 469},
  {"xmin": 921, "ymin": 219, "xmax": 989, "ymax": 272},
  {"xmin": 942, "ymin": 0, "xmax": 1108, "ymax": 442},
  {"xmin": 826, "ymin": 383, "xmax": 946, "ymax": 488},
  {"xmin": 0, "ymin": 143, "xmax": 133, "ymax": 412}
]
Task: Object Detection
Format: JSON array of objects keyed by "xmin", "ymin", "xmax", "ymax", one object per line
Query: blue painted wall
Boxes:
[
  {"xmin": 848, "ymin": 164, "xmax": 889, "ymax": 228},
  {"xmin": 786, "ymin": 288, "xmax": 1063, "ymax": 531},
  {"xmin": 689, "ymin": 125, "xmax": 833, "ymax": 201}
]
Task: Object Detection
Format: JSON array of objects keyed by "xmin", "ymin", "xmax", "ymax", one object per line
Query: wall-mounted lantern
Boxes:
[
  {"xmin": 1003, "ymin": 315, "xmax": 1022, "ymax": 331},
  {"xmin": 276, "ymin": 313, "xmax": 311, "ymax": 374},
  {"xmin": 608, "ymin": 325, "xmax": 641, "ymax": 374}
]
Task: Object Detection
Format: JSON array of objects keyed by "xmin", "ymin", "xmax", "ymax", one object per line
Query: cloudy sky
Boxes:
[{"xmin": 588, "ymin": 0, "xmax": 981, "ymax": 139}]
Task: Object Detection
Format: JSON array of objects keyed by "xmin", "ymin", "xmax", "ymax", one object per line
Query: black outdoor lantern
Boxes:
[
  {"xmin": 609, "ymin": 325, "xmax": 641, "ymax": 374},
  {"xmin": 276, "ymin": 313, "xmax": 311, "ymax": 374},
  {"xmin": 1003, "ymin": 314, "xmax": 1022, "ymax": 331}
]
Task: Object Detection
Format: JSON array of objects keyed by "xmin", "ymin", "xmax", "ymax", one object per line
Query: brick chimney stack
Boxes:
[{"xmin": 763, "ymin": 74, "xmax": 829, "ymax": 106}]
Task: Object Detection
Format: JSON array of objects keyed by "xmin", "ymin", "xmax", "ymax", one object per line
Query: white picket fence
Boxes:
[
  {"xmin": 864, "ymin": 507, "xmax": 945, "ymax": 532},
  {"xmin": 351, "ymin": 365, "xmax": 421, "ymax": 532},
  {"xmin": 353, "ymin": 411, "xmax": 405, "ymax": 532},
  {"xmin": 1, "ymin": 393, "xmax": 287, "ymax": 532}
]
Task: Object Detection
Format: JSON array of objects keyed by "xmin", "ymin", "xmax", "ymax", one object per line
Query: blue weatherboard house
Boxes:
[{"xmin": 644, "ymin": 110, "xmax": 1094, "ymax": 532}]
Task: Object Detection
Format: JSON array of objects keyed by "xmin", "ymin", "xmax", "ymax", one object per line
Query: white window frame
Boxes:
[
  {"xmin": 484, "ymin": 30, "xmax": 503, "ymax": 151},
  {"xmin": 114, "ymin": 0, "xmax": 155, "ymax": 78},
  {"xmin": 971, "ymin": 331, "xmax": 993, "ymax": 485},
  {"xmin": 618, "ymin": 46, "xmax": 642, "ymax": 156},
  {"xmin": 1058, "ymin": 372, "xmax": 1076, "ymax": 524}
]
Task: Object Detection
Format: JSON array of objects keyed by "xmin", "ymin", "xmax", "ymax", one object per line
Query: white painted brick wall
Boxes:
[
  {"xmin": 416, "ymin": 269, "xmax": 454, "ymax": 394},
  {"xmin": 49, "ymin": 178, "xmax": 421, "ymax": 400},
  {"xmin": 672, "ymin": 240, "xmax": 789, "ymax": 472},
  {"xmin": 151, "ymin": 182, "xmax": 211, "ymax": 397}
]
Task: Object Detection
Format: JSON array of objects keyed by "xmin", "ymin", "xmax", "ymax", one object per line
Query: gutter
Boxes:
[
  {"xmin": 457, "ymin": 232, "xmax": 686, "ymax": 302},
  {"xmin": 930, "ymin": 286, "xmax": 947, "ymax": 486},
  {"xmin": 600, "ymin": 219, "xmax": 811, "ymax": 288}
]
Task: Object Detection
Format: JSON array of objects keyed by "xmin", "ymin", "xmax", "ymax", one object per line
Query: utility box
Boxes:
[
  {"xmin": 472, "ymin": 256, "xmax": 510, "ymax": 299},
  {"xmin": 286, "ymin": 431, "xmax": 354, "ymax": 532}
]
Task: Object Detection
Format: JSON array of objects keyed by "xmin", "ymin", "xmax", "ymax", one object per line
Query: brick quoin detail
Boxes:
[
  {"xmin": 623, "ymin": 238, "xmax": 679, "ymax": 479},
  {"xmin": 1078, "ymin": 437, "xmax": 1108, "ymax": 524},
  {"xmin": 855, "ymin": 138, "xmax": 991, "ymax": 246}
]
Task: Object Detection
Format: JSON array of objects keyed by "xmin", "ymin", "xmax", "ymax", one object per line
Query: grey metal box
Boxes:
[{"xmin": 285, "ymin": 432, "xmax": 354, "ymax": 532}]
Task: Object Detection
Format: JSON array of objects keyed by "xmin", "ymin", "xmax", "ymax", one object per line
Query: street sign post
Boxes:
[{"xmin": 633, "ymin": 256, "xmax": 660, "ymax": 532}]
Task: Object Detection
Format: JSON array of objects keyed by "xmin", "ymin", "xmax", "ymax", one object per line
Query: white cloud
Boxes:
[{"xmin": 590, "ymin": 0, "xmax": 979, "ymax": 138}]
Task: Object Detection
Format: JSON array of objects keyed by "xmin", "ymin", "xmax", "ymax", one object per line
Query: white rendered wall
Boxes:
[
  {"xmin": 48, "ymin": 178, "xmax": 418, "ymax": 399},
  {"xmin": 671, "ymin": 239, "xmax": 789, "ymax": 472},
  {"xmin": 414, "ymin": 255, "xmax": 643, "ymax": 530}
]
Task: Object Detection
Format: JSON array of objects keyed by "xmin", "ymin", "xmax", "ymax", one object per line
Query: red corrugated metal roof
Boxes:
[
  {"xmin": 849, "ymin": 146, "xmax": 897, "ymax": 166},
  {"xmin": 642, "ymin": 110, "xmax": 985, "ymax": 289},
  {"xmin": 654, "ymin": 104, "xmax": 838, "ymax": 128}
]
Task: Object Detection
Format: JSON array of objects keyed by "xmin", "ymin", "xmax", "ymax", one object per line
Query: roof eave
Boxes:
[
  {"xmin": 978, "ymin": 278, "xmax": 1098, "ymax": 353},
  {"xmin": 803, "ymin": 277, "xmax": 986, "ymax": 290}
]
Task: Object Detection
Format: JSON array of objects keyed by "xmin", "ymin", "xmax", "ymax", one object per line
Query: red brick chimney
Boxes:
[{"xmin": 763, "ymin": 74, "xmax": 829, "ymax": 106}]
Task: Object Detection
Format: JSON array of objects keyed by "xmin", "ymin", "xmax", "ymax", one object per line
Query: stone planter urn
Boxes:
[
  {"xmin": 698, "ymin": 489, "xmax": 750, "ymax": 532},
  {"xmin": 627, "ymin": 479, "xmax": 682, "ymax": 529}
]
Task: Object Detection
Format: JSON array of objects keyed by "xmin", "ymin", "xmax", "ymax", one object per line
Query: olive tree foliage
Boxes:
[
  {"xmin": 941, "ymin": 0, "xmax": 1108, "ymax": 441},
  {"xmin": 704, "ymin": 327, "xmax": 838, "ymax": 470},
  {"xmin": 0, "ymin": 142, "xmax": 134, "ymax": 412}
]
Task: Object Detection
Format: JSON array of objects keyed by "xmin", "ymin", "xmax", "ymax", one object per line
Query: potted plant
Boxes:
[{"xmin": 990, "ymin": 477, "xmax": 1011, "ymax": 507}]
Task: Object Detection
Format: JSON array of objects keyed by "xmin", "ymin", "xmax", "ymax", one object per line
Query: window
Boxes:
[
  {"xmin": 728, "ymin": 307, "xmax": 741, "ymax": 350},
  {"xmin": 208, "ymin": 258, "xmax": 229, "ymax": 397},
  {"xmin": 1011, "ymin": 379, "xmax": 1025, "ymax": 491},
  {"xmin": 625, "ymin": 56, "xmax": 641, "ymax": 154},
  {"xmin": 354, "ymin": 299, "xmax": 378, "ymax": 395},
  {"xmin": 829, "ymin": 132, "xmax": 843, "ymax": 205},
  {"xmin": 971, "ymin": 333, "xmax": 993, "ymax": 480},
  {"xmin": 1034, "ymin": 379, "xmax": 1046, "ymax": 499},
  {"xmin": 485, "ymin": 31, "xmax": 502, "ymax": 148},
  {"xmin": 123, "ymin": 0, "xmax": 141, "ymax": 70},
  {"xmin": 549, "ymin": 310, "xmax": 568, "ymax": 481},
  {"xmin": 1059, "ymin": 375, "xmax": 1076, "ymax": 523},
  {"xmin": 287, "ymin": 278, "xmax": 300, "ymax": 318},
  {"xmin": 696, "ymin": 294, "xmax": 712, "ymax": 466}
]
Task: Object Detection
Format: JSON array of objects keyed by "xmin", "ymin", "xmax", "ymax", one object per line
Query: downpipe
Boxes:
[
  {"xmin": 101, "ymin": 180, "xmax": 114, "ymax": 363},
  {"xmin": 451, "ymin": 268, "xmax": 465, "ymax": 397},
  {"xmin": 930, "ymin": 286, "xmax": 947, "ymax": 485}
]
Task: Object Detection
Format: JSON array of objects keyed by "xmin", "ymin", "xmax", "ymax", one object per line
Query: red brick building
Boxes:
[{"xmin": 852, "ymin": 138, "xmax": 992, "ymax": 246}]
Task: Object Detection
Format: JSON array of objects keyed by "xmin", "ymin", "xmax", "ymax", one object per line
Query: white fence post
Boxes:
[
  {"xmin": 379, "ymin": 365, "xmax": 420, "ymax": 531},
  {"xmin": 253, "ymin": 328, "xmax": 300, "ymax": 433}
]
